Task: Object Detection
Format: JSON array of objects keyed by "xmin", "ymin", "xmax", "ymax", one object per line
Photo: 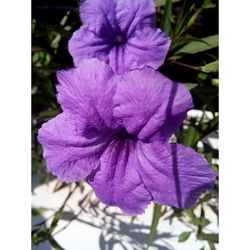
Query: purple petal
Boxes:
[
  {"xmin": 107, "ymin": 27, "xmax": 170, "ymax": 74},
  {"xmin": 126, "ymin": 27, "xmax": 171, "ymax": 69},
  {"xmin": 79, "ymin": 0, "xmax": 155, "ymax": 36},
  {"xmin": 56, "ymin": 59, "xmax": 118, "ymax": 131},
  {"xmin": 88, "ymin": 139, "xmax": 152, "ymax": 214},
  {"xmin": 68, "ymin": 26, "xmax": 111, "ymax": 67},
  {"xmin": 112, "ymin": 67, "xmax": 193, "ymax": 141},
  {"xmin": 108, "ymin": 45, "xmax": 138, "ymax": 74},
  {"xmin": 115, "ymin": 0, "xmax": 155, "ymax": 36},
  {"xmin": 37, "ymin": 113, "xmax": 110, "ymax": 183},
  {"xmin": 136, "ymin": 141, "xmax": 216, "ymax": 209},
  {"xmin": 79, "ymin": 0, "xmax": 118, "ymax": 35}
]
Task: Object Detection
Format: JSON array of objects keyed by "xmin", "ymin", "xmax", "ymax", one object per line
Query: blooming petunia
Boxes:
[
  {"xmin": 38, "ymin": 59, "xmax": 216, "ymax": 214},
  {"xmin": 68, "ymin": 0, "xmax": 171, "ymax": 74}
]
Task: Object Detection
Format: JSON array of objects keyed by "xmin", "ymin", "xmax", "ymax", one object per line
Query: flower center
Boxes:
[
  {"xmin": 118, "ymin": 129, "xmax": 135, "ymax": 141},
  {"xmin": 114, "ymin": 35, "xmax": 126, "ymax": 45}
]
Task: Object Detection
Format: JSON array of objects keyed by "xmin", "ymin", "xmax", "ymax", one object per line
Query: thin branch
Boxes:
[{"xmin": 171, "ymin": 60, "xmax": 201, "ymax": 71}]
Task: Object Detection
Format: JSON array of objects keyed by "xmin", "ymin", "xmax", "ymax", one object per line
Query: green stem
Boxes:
[{"xmin": 147, "ymin": 204, "xmax": 163, "ymax": 248}]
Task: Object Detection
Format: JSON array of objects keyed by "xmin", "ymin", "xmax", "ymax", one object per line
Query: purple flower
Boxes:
[
  {"xmin": 38, "ymin": 59, "xmax": 216, "ymax": 214},
  {"xmin": 68, "ymin": 0, "xmax": 171, "ymax": 74}
]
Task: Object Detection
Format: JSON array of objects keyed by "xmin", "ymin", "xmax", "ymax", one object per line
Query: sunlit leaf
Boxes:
[
  {"xmin": 212, "ymin": 78, "xmax": 219, "ymax": 87},
  {"xmin": 186, "ymin": 8, "xmax": 202, "ymax": 30},
  {"xmin": 48, "ymin": 210, "xmax": 62, "ymax": 234},
  {"xmin": 154, "ymin": 0, "xmax": 166, "ymax": 7},
  {"xmin": 202, "ymin": 0, "xmax": 217, "ymax": 9},
  {"xmin": 169, "ymin": 35, "xmax": 218, "ymax": 60},
  {"xmin": 201, "ymin": 60, "xmax": 219, "ymax": 73},
  {"xmin": 184, "ymin": 83, "xmax": 199, "ymax": 90},
  {"xmin": 189, "ymin": 216, "xmax": 210, "ymax": 227},
  {"xmin": 178, "ymin": 231, "xmax": 192, "ymax": 242},
  {"xmin": 169, "ymin": 35, "xmax": 209, "ymax": 52},
  {"xmin": 197, "ymin": 72, "xmax": 208, "ymax": 81}
]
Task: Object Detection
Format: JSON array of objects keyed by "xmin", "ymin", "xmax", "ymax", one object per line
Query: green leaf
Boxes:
[
  {"xmin": 32, "ymin": 207, "xmax": 48, "ymax": 217},
  {"xmin": 170, "ymin": 35, "xmax": 218, "ymax": 60},
  {"xmin": 48, "ymin": 210, "xmax": 62, "ymax": 234},
  {"xmin": 208, "ymin": 241, "xmax": 216, "ymax": 250},
  {"xmin": 200, "ymin": 233, "xmax": 219, "ymax": 243},
  {"xmin": 201, "ymin": 60, "xmax": 219, "ymax": 73},
  {"xmin": 200, "ymin": 116, "xmax": 218, "ymax": 136},
  {"xmin": 36, "ymin": 21, "xmax": 71, "ymax": 38},
  {"xmin": 184, "ymin": 83, "xmax": 199, "ymax": 90},
  {"xmin": 187, "ymin": 209, "xmax": 211, "ymax": 227},
  {"xmin": 53, "ymin": 181, "xmax": 69, "ymax": 193},
  {"xmin": 197, "ymin": 72, "xmax": 208, "ymax": 81},
  {"xmin": 178, "ymin": 231, "xmax": 192, "ymax": 242},
  {"xmin": 32, "ymin": 19, "xmax": 36, "ymax": 33},
  {"xmin": 169, "ymin": 35, "xmax": 208, "ymax": 52},
  {"xmin": 183, "ymin": 126, "xmax": 200, "ymax": 147},
  {"xmin": 186, "ymin": 8, "xmax": 202, "ymax": 30},
  {"xmin": 49, "ymin": 237, "xmax": 65, "ymax": 250},
  {"xmin": 154, "ymin": 0, "xmax": 180, "ymax": 7},
  {"xmin": 161, "ymin": 0, "xmax": 172, "ymax": 36},
  {"xmin": 147, "ymin": 204, "xmax": 163, "ymax": 248},
  {"xmin": 202, "ymin": 0, "xmax": 217, "ymax": 9},
  {"xmin": 189, "ymin": 216, "xmax": 210, "ymax": 227},
  {"xmin": 171, "ymin": 1, "xmax": 195, "ymax": 40},
  {"xmin": 205, "ymin": 152, "xmax": 213, "ymax": 164},
  {"xmin": 169, "ymin": 208, "xmax": 183, "ymax": 225},
  {"xmin": 211, "ymin": 78, "xmax": 219, "ymax": 87},
  {"xmin": 154, "ymin": 0, "xmax": 166, "ymax": 7},
  {"xmin": 36, "ymin": 109, "xmax": 60, "ymax": 122},
  {"xmin": 32, "ymin": 230, "xmax": 49, "ymax": 245}
]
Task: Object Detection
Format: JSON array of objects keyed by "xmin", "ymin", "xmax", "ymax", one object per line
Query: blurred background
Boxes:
[{"xmin": 32, "ymin": 0, "xmax": 218, "ymax": 249}]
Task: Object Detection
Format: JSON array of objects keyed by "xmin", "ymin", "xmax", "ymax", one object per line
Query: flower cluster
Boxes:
[{"xmin": 38, "ymin": 0, "xmax": 216, "ymax": 214}]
